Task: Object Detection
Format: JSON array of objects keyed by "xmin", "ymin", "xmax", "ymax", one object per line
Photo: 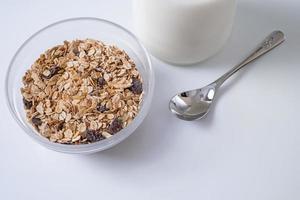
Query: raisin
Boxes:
[
  {"xmin": 50, "ymin": 66, "xmax": 61, "ymax": 75},
  {"xmin": 57, "ymin": 122, "xmax": 64, "ymax": 131},
  {"xmin": 108, "ymin": 118, "xmax": 123, "ymax": 134},
  {"xmin": 32, "ymin": 117, "xmax": 42, "ymax": 126},
  {"xmin": 97, "ymin": 77, "xmax": 106, "ymax": 87},
  {"xmin": 43, "ymin": 65, "xmax": 62, "ymax": 79},
  {"xmin": 129, "ymin": 78, "xmax": 143, "ymax": 94},
  {"xmin": 118, "ymin": 59, "xmax": 123, "ymax": 66},
  {"xmin": 96, "ymin": 104, "xmax": 108, "ymax": 113},
  {"xmin": 86, "ymin": 130, "xmax": 104, "ymax": 143},
  {"xmin": 23, "ymin": 97, "xmax": 32, "ymax": 109},
  {"xmin": 72, "ymin": 41, "xmax": 80, "ymax": 56},
  {"xmin": 73, "ymin": 48, "xmax": 80, "ymax": 56}
]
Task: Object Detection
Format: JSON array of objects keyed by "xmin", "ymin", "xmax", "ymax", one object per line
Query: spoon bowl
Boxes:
[{"xmin": 169, "ymin": 83, "xmax": 217, "ymax": 121}]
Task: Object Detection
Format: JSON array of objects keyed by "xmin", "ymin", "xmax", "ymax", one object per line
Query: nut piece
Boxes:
[
  {"xmin": 107, "ymin": 114, "xmax": 114, "ymax": 120},
  {"xmin": 102, "ymin": 131, "xmax": 112, "ymax": 139},
  {"xmin": 36, "ymin": 102, "xmax": 44, "ymax": 114},
  {"xmin": 64, "ymin": 129, "xmax": 73, "ymax": 139},
  {"xmin": 78, "ymin": 123, "xmax": 87, "ymax": 132}
]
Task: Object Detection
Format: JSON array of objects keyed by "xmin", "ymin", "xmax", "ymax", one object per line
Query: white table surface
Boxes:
[{"xmin": 1, "ymin": 0, "xmax": 299, "ymax": 199}]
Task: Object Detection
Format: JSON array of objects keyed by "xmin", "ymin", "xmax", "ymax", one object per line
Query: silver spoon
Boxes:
[{"xmin": 169, "ymin": 31, "xmax": 285, "ymax": 121}]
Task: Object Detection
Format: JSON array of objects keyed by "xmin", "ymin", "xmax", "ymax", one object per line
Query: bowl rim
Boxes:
[{"xmin": 5, "ymin": 17, "xmax": 154, "ymax": 154}]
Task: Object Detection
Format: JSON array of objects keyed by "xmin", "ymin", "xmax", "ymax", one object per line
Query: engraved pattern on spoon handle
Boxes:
[{"xmin": 215, "ymin": 31, "xmax": 285, "ymax": 87}]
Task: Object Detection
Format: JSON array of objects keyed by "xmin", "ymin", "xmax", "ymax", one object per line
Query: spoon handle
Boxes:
[{"xmin": 215, "ymin": 30, "xmax": 285, "ymax": 87}]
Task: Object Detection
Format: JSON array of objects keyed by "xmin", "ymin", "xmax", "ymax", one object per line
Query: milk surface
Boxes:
[{"xmin": 133, "ymin": 0, "xmax": 236, "ymax": 64}]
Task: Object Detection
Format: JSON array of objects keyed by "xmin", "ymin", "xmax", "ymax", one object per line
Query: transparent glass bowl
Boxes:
[{"xmin": 5, "ymin": 18, "xmax": 154, "ymax": 154}]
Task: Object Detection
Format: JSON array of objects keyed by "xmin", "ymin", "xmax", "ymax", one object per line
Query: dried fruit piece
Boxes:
[
  {"xmin": 86, "ymin": 130, "xmax": 104, "ymax": 143},
  {"xmin": 96, "ymin": 104, "xmax": 108, "ymax": 113},
  {"xmin": 129, "ymin": 78, "xmax": 143, "ymax": 94},
  {"xmin": 72, "ymin": 40, "xmax": 81, "ymax": 56},
  {"xmin": 97, "ymin": 77, "xmax": 106, "ymax": 87},
  {"xmin": 73, "ymin": 48, "xmax": 80, "ymax": 56},
  {"xmin": 108, "ymin": 118, "xmax": 123, "ymax": 134},
  {"xmin": 23, "ymin": 98, "xmax": 32, "ymax": 109},
  {"xmin": 57, "ymin": 122, "xmax": 65, "ymax": 131},
  {"xmin": 32, "ymin": 116, "xmax": 42, "ymax": 126}
]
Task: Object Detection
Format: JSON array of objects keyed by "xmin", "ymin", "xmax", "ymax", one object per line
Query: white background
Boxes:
[{"xmin": 1, "ymin": 0, "xmax": 299, "ymax": 199}]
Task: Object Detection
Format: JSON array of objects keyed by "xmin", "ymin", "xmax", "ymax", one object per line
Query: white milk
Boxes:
[{"xmin": 133, "ymin": 0, "xmax": 236, "ymax": 65}]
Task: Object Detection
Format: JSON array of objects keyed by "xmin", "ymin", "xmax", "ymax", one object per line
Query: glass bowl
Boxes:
[{"xmin": 5, "ymin": 17, "xmax": 154, "ymax": 154}]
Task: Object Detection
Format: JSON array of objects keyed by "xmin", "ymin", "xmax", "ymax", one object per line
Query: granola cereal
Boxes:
[{"xmin": 21, "ymin": 39, "xmax": 143, "ymax": 144}]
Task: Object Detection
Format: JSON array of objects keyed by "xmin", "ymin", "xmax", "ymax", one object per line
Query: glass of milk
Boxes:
[{"xmin": 133, "ymin": 0, "xmax": 236, "ymax": 65}]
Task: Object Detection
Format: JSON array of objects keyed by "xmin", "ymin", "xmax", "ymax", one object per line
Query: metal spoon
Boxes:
[{"xmin": 169, "ymin": 31, "xmax": 285, "ymax": 121}]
